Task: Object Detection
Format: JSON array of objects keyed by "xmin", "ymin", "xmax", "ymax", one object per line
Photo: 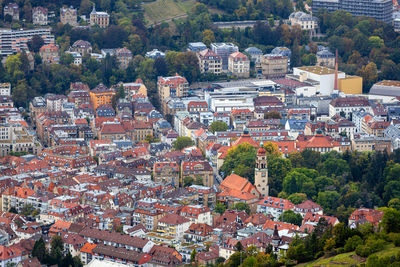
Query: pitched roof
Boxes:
[{"xmin": 158, "ymin": 213, "xmax": 190, "ymax": 225}]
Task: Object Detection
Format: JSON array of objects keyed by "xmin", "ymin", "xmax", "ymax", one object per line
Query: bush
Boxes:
[
  {"xmin": 356, "ymin": 244, "xmax": 372, "ymax": 257},
  {"xmin": 355, "ymin": 238, "xmax": 386, "ymax": 257},
  {"xmin": 344, "ymin": 235, "xmax": 363, "ymax": 252},
  {"xmin": 389, "ymin": 233, "xmax": 400, "ymax": 247}
]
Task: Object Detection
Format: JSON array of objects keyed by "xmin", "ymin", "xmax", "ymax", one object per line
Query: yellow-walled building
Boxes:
[
  {"xmin": 90, "ymin": 84, "xmax": 115, "ymax": 110},
  {"xmin": 338, "ymin": 76, "xmax": 363, "ymax": 95}
]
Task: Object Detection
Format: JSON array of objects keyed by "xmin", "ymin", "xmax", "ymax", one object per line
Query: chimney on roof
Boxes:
[{"xmin": 334, "ymin": 49, "xmax": 338, "ymax": 91}]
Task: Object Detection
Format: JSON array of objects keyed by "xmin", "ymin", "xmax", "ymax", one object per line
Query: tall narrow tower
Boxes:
[
  {"xmin": 255, "ymin": 142, "xmax": 269, "ymax": 197},
  {"xmin": 334, "ymin": 49, "xmax": 339, "ymax": 91}
]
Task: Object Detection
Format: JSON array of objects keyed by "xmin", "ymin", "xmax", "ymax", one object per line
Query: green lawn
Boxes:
[
  {"xmin": 143, "ymin": 0, "xmax": 197, "ymax": 26},
  {"xmin": 299, "ymin": 252, "xmax": 360, "ymax": 267},
  {"xmin": 298, "ymin": 244, "xmax": 400, "ymax": 267}
]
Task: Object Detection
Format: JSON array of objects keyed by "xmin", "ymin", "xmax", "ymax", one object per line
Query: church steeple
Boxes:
[{"xmin": 255, "ymin": 142, "xmax": 269, "ymax": 197}]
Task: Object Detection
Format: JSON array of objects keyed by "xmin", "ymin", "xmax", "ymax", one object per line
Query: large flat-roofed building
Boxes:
[
  {"xmin": 312, "ymin": 0, "xmax": 392, "ymax": 24},
  {"xmin": 338, "ymin": 76, "xmax": 363, "ymax": 95},
  {"xmin": 370, "ymin": 80, "xmax": 400, "ymax": 97},
  {"xmin": 293, "ymin": 66, "xmax": 345, "ymax": 95},
  {"xmin": 312, "ymin": 0, "xmax": 340, "ymax": 12},
  {"xmin": 0, "ymin": 28, "xmax": 54, "ymax": 56},
  {"xmin": 188, "ymin": 42, "xmax": 207, "ymax": 52}
]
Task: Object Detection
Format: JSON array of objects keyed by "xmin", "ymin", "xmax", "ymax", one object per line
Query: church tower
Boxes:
[{"xmin": 255, "ymin": 142, "xmax": 269, "ymax": 197}]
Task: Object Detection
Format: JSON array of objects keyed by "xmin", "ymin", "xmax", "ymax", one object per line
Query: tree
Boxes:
[
  {"xmin": 12, "ymin": 79, "xmax": 29, "ymax": 108},
  {"xmin": 279, "ymin": 210, "xmax": 303, "ymax": 226},
  {"xmin": 288, "ymin": 193, "xmax": 308, "ymax": 205},
  {"xmin": 291, "ymin": 39, "xmax": 301, "ymax": 68},
  {"xmin": 32, "ymin": 237, "xmax": 47, "ymax": 263},
  {"xmin": 202, "ymin": 29, "xmax": 215, "ymax": 46},
  {"xmin": 221, "ymin": 143, "xmax": 257, "ymax": 183},
  {"xmin": 234, "ymin": 203, "xmax": 250, "ymax": 214},
  {"xmin": 380, "ymin": 208, "xmax": 400, "ymax": 233},
  {"xmin": 190, "ymin": 249, "xmax": 197, "ymax": 263},
  {"xmin": 235, "ymin": 241, "xmax": 243, "ymax": 252},
  {"xmin": 28, "ymin": 35, "xmax": 44, "ymax": 52},
  {"xmin": 209, "ymin": 121, "xmax": 228, "ymax": 133},
  {"xmin": 20, "ymin": 204, "xmax": 35, "ymax": 216},
  {"xmin": 215, "ymin": 202, "xmax": 226, "ymax": 215},
  {"xmin": 357, "ymin": 62, "xmax": 378, "ymax": 92},
  {"xmin": 368, "ymin": 36, "xmax": 384, "ymax": 49},
  {"xmin": 172, "ymin": 136, "xmax": 194, "ymax": 151},
  {"xmin": 317, "ymin": 191, "xmax": 340, "ymax": 212},
  {"xmin": 389, "ymin": 198, "xmax": 400, "ymax": 211}
]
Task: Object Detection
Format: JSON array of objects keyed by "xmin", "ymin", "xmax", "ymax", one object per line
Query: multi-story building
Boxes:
[
  {"xmin": 157, "ymin": 214, "xmax": 191, "ymax": 240},
  {"xmin": 157, "ymin": 76, "xmax": 189, "ymax": 106},
  {"xmin": 46, "ymin": 94, "xmax": 67, "ymax": 111},
  {"xmin": 289, "ymin": 12, "xmax": 318, "ymax": 30},
  {"xmin": 90, "ymin": 5, "xmax": 110, "ymax": 28},
  {"xmin": 181, "ymin": 161, "xmax": 214, "ymax": 187},
  {"xmin": 257, "ymin": 196, "xmax": 294, "ymax": 220},
  {"xmin": 0, "ymin": 123, "xmax": 41, "ymax": 157},
  {"xmin": 351, "ymin": 134, "xmax": 392, "ymax": 152},
  {"xmin": 261, "ymin": 54, "xmax": 288, "ymax": 79},
  {"xmin": 132, "ymin": 207, "xmax": 163, "ymax": 231},
  {"xmin": 89, "ymin": 84, "xmax": 115, "ymax": 110},
  {"xmin": 145, "ymin": 49, "xmax": 165, "ymax": 59},
  {"xmin": 329, "ymin": 97, "xmax": 372, "ymax": 119},
  {"xmin": 60, "ymin": 6, "xmax": 78, "ymax": 26},
  {"xmin": 210, "ymin": 43, "xmax": 239, "ymax": 70},
  {"xmin": 197, "ymin": 49, "xmax": 222, "ymax": 75},
  {"xmin": 228, "ymin": 52, "xmax": 250, "ymax": 78},
  {"xmin": 39, "ymin": 43, "xmax": 60, "ymax": 64},
  {"xmin": 4, "ymin": 3, "xmax": 19, "ymax": 21},
  {"xmin": 316, "ymin": 49, "xmax": 335, "ymax": 68},
  {"xmin": 71, "ymin": 40, "xmax": 92, "ymax": 55},
  {"xmin": 32, "ymin": 7, "xmax": 48, "ymax": 25},
  {"xmin": 188, "ymin": 42, "xmax": 207, "ymax": 52},
  {"xmin": 116, "ymin": 47, "xmax": 132, "ymax": 69},
  {"xmin": 0, "ymin": 28, "xmax": 54, "ymax": 56},
  {"xmin": 312, "ymin": 0, "xmax": 392, "ymax": 24},
  {"xmin": 0, "ymin": 83, "xmax": 11, "ymax": 96},
  {"xmin": 153, "ymin": 162, "xmax": 180, "ymax": 187},
  {"xmin": 245, "ymin": 47, "xmax": 263, "ymax": 63}
]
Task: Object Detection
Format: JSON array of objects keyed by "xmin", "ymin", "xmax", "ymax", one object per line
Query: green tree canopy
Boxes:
[
  {"xmin": 172, "ymin": 136, "xmax": 194, "ymax": 151},
  {"xmin": 209, "ymin": 121, "xmax": 228, "ymax": 133}
]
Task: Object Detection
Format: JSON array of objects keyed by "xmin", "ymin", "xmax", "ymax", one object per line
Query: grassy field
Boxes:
[
  {"xmin": 143, "ymin": 0, "xmax": 197, "ymax": 26},
  {"xmin": 297, "ymin": 244, "xmax": 400, "ymax": 267}
]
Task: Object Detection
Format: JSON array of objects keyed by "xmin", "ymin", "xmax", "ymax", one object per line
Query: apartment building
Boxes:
[
  {"xmin": 0, "ymin": 83, "xmax": 11, "ymax": 96},
  {"xmin": 0, "ymin": 28, "xmax": 54, "ymax": 56},
  {"xmin": 32, "ymin": 7, "xmax": 48, "ymax": 25},
  {"xmin": 4, "ymin": 3, "xmax": 19, "ymax": 21},
  {"xmin": 316, "ymin": 49, "xmax": 335, "ymax": 68},
  {"xmin": 90, "ymin": 5, "xmax": 110, "ymax": 28},
  {"xmin": 261, "ymin": 54, "xmax": 288, "ymax": 79},
  {"xmin": 157, "ymin": 76, "xmax": 189, "ymax": 105},
  {"xmin": 228, "ymin": 52, "xmax": 250, "ymax": 78},
  {"xmin": 0, "ymin": 123, "xmax": 41, "ymax": 157},
  {"xmin": 197, "ymin": 49, "xmax": 222, "ymax": 75},
  {"xmin": 210, "ymin": 43, "xmax": 239, "ymax": 70},
  {"xmin": 89, "ymin": 84, "xmax": 115, "ymax": 110},
  {"xmin": 116, "ymin": 47, "xmax": 133, "ymax": 69},
  {"xmin": 312, "ymin": 0, "xmax": 392, "ymax": 23},
  {"xmin": 39, "ymin": 43, "xmax": 60, "ymax": 64},
  {"xmin": 289, "ymin": 12, "xmax": 318, "ymax": 30},
  {"xmin": 60, "ymin": 6, "xmax": 78, "ymax": 26}
]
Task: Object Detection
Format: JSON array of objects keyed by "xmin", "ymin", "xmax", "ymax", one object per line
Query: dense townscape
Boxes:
[{"xmin": 1, "ymin": 0, "xmax": 400, "ymax": 267}]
